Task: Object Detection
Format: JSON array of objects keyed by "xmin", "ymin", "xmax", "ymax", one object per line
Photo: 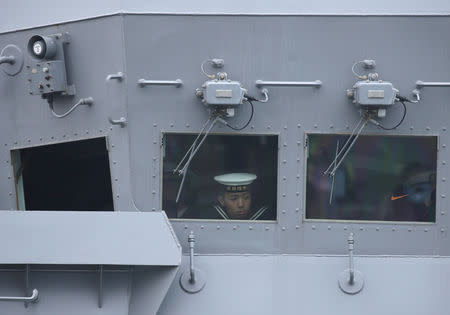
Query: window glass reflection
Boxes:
[
  {"xmin": 306, "ymin": 134, "xmax": 437, "ymax": 222},
  {"xmin": 163, "ymin": 134, "xmax": 277, "ymax": 221}
]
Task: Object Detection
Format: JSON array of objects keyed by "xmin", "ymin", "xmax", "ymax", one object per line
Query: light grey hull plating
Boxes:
[{"xmin": 0, "ymin": 13, "xmax": 449, "ymax": 314}]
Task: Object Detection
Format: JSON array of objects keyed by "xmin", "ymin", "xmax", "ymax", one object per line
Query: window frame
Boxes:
[
  {"xmin": 302, "ymin": 132, "xmax": 439, "ymax": 225},
  {"xmin": 160, "ymin": 131, "xmax": 281, "ymax": 223},
  {"xmin": 10, "ymin": 136, "xmax": 115, "ymax": 212}
]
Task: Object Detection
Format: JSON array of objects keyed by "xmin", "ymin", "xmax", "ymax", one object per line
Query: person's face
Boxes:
[{"xmin": 218, "ymin": 191, "xmax": 252, "ymax": 219}]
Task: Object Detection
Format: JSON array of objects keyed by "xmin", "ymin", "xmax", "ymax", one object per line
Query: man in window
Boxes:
[{"xmin": 211, "ymin": 173, "xmax": 269, "ymax": 220}]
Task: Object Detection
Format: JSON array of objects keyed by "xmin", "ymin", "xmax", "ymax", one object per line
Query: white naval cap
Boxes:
[{"xmin": 214, "ymin": 173, "xmax": 257, "ymax": 192}]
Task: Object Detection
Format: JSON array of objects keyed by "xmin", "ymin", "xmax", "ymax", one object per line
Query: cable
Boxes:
[
  {"xmin": 174, "ymin": 116, "xmax": 220, "ymax": 202},
  {"xmin": 48, "ymin": 96, "xmax": 94, "ymax": 118},
  {"xmin": 351, "ymin": 61, "xmax": 367, "ymax": 80},
  {"xmin": 351, "ymin": 60, "xmax": 376, "ymax": 80},
  {"xmin": 374, "ymin": 101, "xmax": 407, "ymax": 130},
  {"xmin": 245, "ymin": 92, "xmax": 268, "ymax": 103},
  {"xmin": 200, "ymin": 59, "xmax": 225, "ymax": 80},
  {"xmin": 324, "ymin": 115, "xmax": 365, "ymax": 175},
  {"xmin": 224, "ymin": 99, "xmax": 254, "ymax": 131}
]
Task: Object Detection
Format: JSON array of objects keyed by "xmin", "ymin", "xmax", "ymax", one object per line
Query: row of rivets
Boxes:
[
  {"xmin": 5, "ymin": 130, "xmax": 108, "ymax": 147},
  {"xmin": 309, "ymin": 225, "xmax": 435, "ymax": 232},
  {"xmin": 182, "ymin": 225, "xmax": 302, "ymax": 232}
]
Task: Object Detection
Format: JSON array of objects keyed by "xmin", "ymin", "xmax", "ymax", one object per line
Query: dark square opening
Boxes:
[{"xmin": 12, "ymin": 137, "xmax": 114, "ymax": 211}]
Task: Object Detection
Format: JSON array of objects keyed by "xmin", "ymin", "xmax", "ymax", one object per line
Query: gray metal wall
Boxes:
[
  {"xmin": 0, "ymin": 13, "xmax": 449, "ymax": 314},
  {"xmin": 2, "ymin": 1, "xmax": 450, "ymax": 33}
]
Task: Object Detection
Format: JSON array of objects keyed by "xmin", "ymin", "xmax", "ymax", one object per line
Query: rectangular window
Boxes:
[
  {"xmin": 162, "ymin": 134, "xmax": 278, "ymax": 221},
  {"xmin": 305, "ymin": 134, "xmax": 437, "ymax": 222},
  {"xmin": 11, "ymin": 138, "xmax": 114, "ymax": 211}
]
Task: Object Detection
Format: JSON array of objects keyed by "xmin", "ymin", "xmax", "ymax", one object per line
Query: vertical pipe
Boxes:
[
  {"xmin": 348, "ymin": 233, "xmax": 354, "ymax": 285},
  {"xmin": 188, "ymin": 231, "xmax": 196, "ymax": 283}
]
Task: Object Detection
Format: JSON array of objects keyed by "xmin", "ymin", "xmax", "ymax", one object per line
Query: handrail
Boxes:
[
  {"xmin": 0, "ymin": 289, "xmax": 38, "ymax": 302},
  {"xmin": 138, "ymin": 78, "xmax": 183, "ymax": 87},
  {"xmin": 416, "ymin": 80, "xmax": 450, "ymax": 88},
  {"xmin": 255, "ymin": 79, "xmax": 322, "ymax": 88}
]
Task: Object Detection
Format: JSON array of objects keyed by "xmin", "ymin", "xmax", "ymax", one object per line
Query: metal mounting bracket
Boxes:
[
  {"xmin": 0, "ymin": 44, "xmax": 24, "ymax": 76},
  {"xmin": 108, "ymin": 117, "xmax": 127, "ymax": 127},
  {"xmin": 106, "ymin": 72, "xmax": 124, "ymax": 82},
  {"xmin": 179, "ymin": 231, "xmax": 206, "ymax": 294},
  {"xmin": 338, "ymin": 233, "xmax": 364, "ymax": 295}
]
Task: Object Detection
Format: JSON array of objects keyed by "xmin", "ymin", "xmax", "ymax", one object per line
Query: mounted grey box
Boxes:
[
  {"xmin": 26, "ymin": 33, "xmax": 75, "ymax": 97},
  {"xmin": 352, "ymin": 81, "xmax": 397, "ymax": 107},
  {"xmin": 28, "ymin": 60, "xmax": 68, "ymax": 95},
  {"xmin": 203, "ymin": 80, "xmax": 246, "ymax": 106}
]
